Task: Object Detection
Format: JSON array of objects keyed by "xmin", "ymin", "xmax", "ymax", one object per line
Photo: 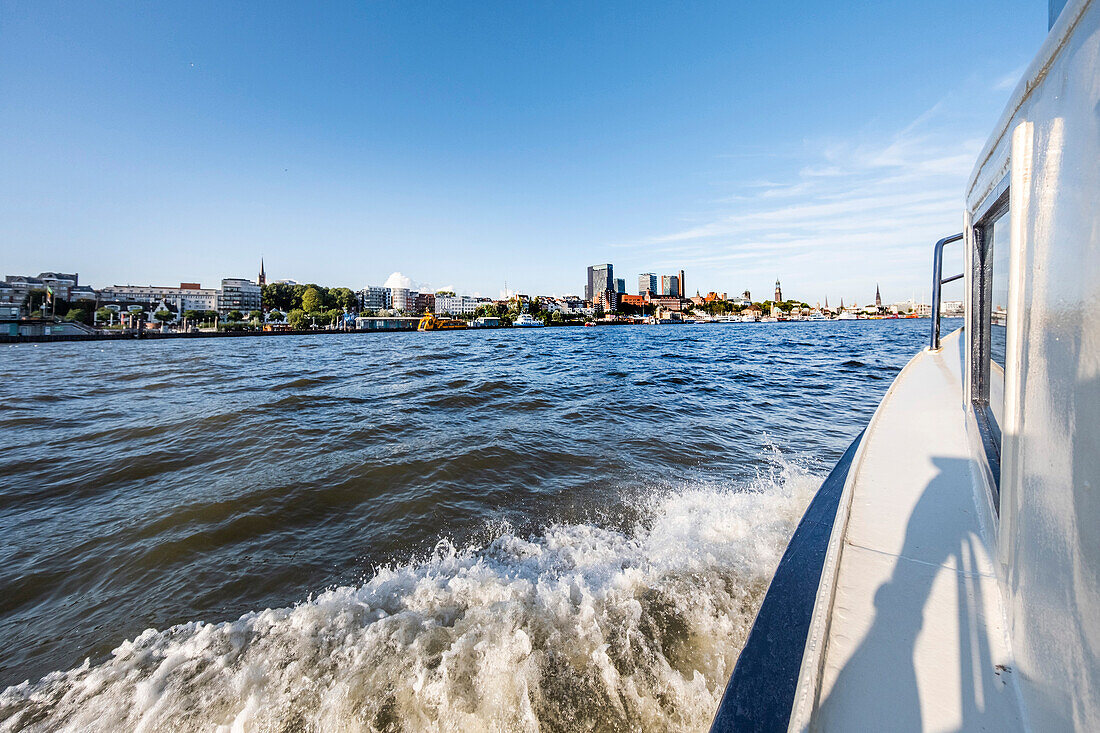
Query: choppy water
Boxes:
[{"xmin": 0, "ymin": 320, "xmax": 944, "ymax": 732}]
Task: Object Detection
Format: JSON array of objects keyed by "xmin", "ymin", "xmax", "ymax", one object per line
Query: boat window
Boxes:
[
  {"xmin": 987, "ymin": 210, "xmax": 1009, "ymax": 430},
  {"xmin": 989, "ymin": 213, "xmax": 1010, "ymax": 372},
  {"xmin": 970, "ymin": 185, "xmax": 1010, "ymax": 505}
]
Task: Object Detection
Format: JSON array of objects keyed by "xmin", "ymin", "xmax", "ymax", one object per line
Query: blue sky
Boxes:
[{"xmin": 1, "ymin": 1, "xmax": 1045, "ymax": 304}]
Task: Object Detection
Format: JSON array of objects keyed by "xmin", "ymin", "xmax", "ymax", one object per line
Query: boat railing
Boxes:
[{"xmin": 930, "ymin": 232, "xmax": 964, "ymax": 350}]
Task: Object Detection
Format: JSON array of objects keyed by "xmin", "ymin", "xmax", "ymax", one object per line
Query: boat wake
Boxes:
[{"xmin": 0, "ymin": 456, "xmax": 820, "ymax": 733}]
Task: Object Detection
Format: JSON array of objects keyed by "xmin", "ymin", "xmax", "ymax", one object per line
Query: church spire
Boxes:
[
  {"xmin": 875, "ymin": 283, "xmax": 882, "ymax": 308},
  {"xmin": 258, "ymin": 258, "xmax": 266, "ymax": 286}
]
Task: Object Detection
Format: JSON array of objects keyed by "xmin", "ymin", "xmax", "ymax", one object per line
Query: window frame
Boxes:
[{"xmin": 969, "ymin": 182, "xmax": 1010, "ymax": 507}]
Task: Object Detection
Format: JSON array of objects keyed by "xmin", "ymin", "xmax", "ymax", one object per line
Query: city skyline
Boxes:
[
  {"xmin": 6, "ymin": 261, "xmax": 906, "ymax": 310},
  {"xmin": 1, "ymin": 2, "xmax": 1042, "ymax": 301}
]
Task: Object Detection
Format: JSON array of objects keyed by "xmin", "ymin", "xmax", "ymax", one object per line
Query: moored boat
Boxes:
[
  {"xmin": 417, "ymin": 314, "xmax": 467, "ymax": 331},
  {"xmin": 512, "ymin": 313, "xmax": 544, "ymax": 327}
]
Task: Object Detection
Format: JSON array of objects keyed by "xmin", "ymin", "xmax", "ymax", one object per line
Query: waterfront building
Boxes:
[
  {"xmin": 555, "ymin": 295, "xmax": 591, "ymax": 316},
  {"xmin": 4, "ymin": 272, "xmax": 81, "ymax": 304},
  {"xmin": 435, "ymin": 294, "xmax": 480, "ymax": 316},
  {"xmin": 774, "ymin": 279, "xmax": 783, "ymax": 303},
  {"xmin": 660, "ymin": 275, "xmax": 680, "ymax": 298},
  {"xmin": 37, "ymin": 272, "xmax": 79, "ymax": 300},
  {"xmin": 940, "ymin": 300, "xmax": 964, "ymax": 317},
  {"xmin": 615, "ymin": 278, "xmax": 626, "ymax": 294},
  {"xmin": 354, "ymin": 316, "xmax": 420, "ymax": 331},
  {"xmin": 70, "ymin": 285, "xmax": 97, "ymax": 301},
  {"xmin": 415, "ymin": 292, "xmax": 435, "ymax": 314},
  {"xmin": 595, "ymin": 290, "xmax": 619, "ymax": 311},
  {"xmin": 358, "ymin": 286, "xmax": 391, "ymax": 311},
  {"xmin": 217, "ymin": 278, "xmax": 262, "ymax": 314},
  {"xmin": 0, "ymin": 282, "xmax": 19, "ymax": 315},
  {"xmin": 585, "ymin": 264, "xmax": 613, "ymax": 302},
  {"xmin": 653, "ymin": 305, "xmax": 682, "ymax": 322},
  {"xmin": 101, "ymin": 283, "xmax": 218, "ymax": 313},
  {"xmin": 638, "ymin": 273, "xmax": 657, "ymax": 296},
  {"xmin": 388, "ymin": 287, "xmax": 417, "ymax": 313},
  {"xmin": 619, "ymin": 293, "xmax": 646, "ymax": 309},
  {"xmin": 645, "ymin": 292, "xmax": 682, "ymax": 311}
]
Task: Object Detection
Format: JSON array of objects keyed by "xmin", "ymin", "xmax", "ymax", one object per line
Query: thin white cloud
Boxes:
[{"xmin": 615, "ymin": 89, "xmax": 999, "ymax": 301}]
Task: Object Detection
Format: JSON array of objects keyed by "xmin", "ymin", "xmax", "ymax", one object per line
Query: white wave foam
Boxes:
[{"xmin": 0, "ymin": 458, "xmax": 820, "ymax": 733}]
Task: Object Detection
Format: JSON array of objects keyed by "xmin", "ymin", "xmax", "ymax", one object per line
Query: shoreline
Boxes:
[{"xmin": 1, "ymin": 318, "xmax": 929, "ymax": 345}]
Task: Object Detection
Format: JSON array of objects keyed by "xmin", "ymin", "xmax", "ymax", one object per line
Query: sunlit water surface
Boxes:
[{"xmin": 0, "ymin": 320, "xmax": 949, "ymax": 731}]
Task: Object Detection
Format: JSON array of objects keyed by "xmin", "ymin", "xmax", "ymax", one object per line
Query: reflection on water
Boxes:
[{"xmin": 0, "ymin": 320, "xmax": 942, "ymax": 731}]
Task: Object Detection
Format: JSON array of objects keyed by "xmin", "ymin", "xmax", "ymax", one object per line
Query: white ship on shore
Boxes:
[{"xmin": 512, "ymin": 313, "xmax": 543, "ymax": 327}]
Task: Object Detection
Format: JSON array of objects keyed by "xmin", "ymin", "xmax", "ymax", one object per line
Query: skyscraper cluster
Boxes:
[{"xmin": 586, "ymin": 265, "xmax": 687, "ymax": 302}]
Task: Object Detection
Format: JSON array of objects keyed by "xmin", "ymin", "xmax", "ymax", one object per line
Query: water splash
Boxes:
[{"xmin": 1, "ymin": 457, "xmax": 819, "ymax": 732}]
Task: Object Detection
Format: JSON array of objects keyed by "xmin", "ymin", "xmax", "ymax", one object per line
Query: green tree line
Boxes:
[{"xmin": 262, "ymin": 283, "xmax": 358, "ymax": 314}]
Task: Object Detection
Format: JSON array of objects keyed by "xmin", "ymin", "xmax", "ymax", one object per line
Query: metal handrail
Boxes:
[{"xmin": 930, "ymin": 232, "xmax": 964, "ymax": 350}]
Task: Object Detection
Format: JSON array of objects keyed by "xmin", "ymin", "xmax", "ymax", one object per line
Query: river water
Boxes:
[{"xmin": 0, "ymin": 320, "xmax": 944, "ymax": 731}]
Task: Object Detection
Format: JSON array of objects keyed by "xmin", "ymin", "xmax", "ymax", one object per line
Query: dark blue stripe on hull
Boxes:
[{"xmin": 710, "ymin": 431, "xmax": 864, "ymax": 732}]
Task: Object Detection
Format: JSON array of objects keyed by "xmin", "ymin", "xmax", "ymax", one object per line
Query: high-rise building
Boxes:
[
  {"xmin": 661, "ymin": 275, "xmax": 680, "ymax": 298},
  {"xmin": 388, "ymin": 287, "xmax": 417, "ymax": 312},
  {"xmin": 638, "ymin": 273, "xmax": 657, "ymax": 295},
  {"xmin": 358, "ymin": 286, "xmax": 391, "ymax": 311},
  {"xmin": 595, "ymin": 290, "xmax": 619, "ymax": 312},
  {"xmin": 774, "ymin": 279, "xmax": 783, "ymax": 303},
  {"xmin": 586, "ymin": 264, "xmax": 613, "ymax": 302},
  {"xmin": 217, "ymin": 278, "xmax": 262, "ymax": 314},
  {"xmin": 679, "ymin": 270, "xmax": 685, "ymax": 298},
  {"xmin": 615, "ymin": 278, "xmax": 626, "ymax": 294}
]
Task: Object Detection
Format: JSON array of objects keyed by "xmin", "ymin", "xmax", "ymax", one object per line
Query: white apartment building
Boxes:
[
  {"xmin": 434, "ymin": 294, "xmax": 480, "ymax": 316},
  {"xmin": 358, "ymin": 286, "xmax": 391, "ymax": 311},
  {"xmin": 100, "ymin": 283, "xmax": 219, "ymax": 312},
  {"xmin": 217, "ymin": 278, "xmax": 262, "ymax": 314},
  {"xmin": 388, "ymin": 287, "xmax": 417, "ymax": 312}
]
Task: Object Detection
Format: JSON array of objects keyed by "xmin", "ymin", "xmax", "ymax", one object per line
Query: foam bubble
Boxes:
[{"xmin": 0, "ymin": 457, "xmax": 820, "ymax": 732}]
